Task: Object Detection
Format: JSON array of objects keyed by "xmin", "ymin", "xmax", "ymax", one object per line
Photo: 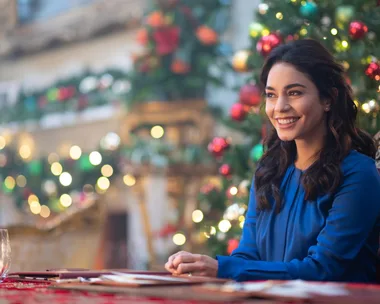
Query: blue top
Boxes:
[{"xmin": 217, "ymin": 150, "xmax": 380, "ymax": 283}]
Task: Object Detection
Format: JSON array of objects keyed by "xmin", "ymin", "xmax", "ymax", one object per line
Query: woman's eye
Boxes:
[
  {"xmin": 289, "ymin": 91, "xmax": 302, "ymax": 96},
  {"xmin": 265, "ymin": 92, "xmax": 275, "ymax": 98}
]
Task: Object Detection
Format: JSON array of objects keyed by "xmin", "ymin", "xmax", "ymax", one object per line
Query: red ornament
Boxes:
[
  {"xmin": 349, "ymin": 21, "xmax": 368, "ymax": 40},
  {"xmin": 200, "ymin": 183, "xmax": 218, "ymax": 195},
  {"xmin": 196, "ymin": 26, "xmax": 218, "ymax": 45},
  {"xmin": 171, "ymin": 59, "xmax": 190, "ymax": 74},
  {"xmin": 230, "ymin": 103, "xmax": 247, "ymax": 121},
  {"xmin": 227, "ymin": 238, "xmax": 240, "ymax": 255},
  {"xmin": 256, "ymin": 33, "xmax": 282, "ymax": 57},
  {"xmin": 153, "ymin": 26, "xmax": 180, "ymax": 55},
  {"xmin": 136, "ymin": 28, "xmax": 149, "ymax": 45},
  {"xmin": 219, "ymin": 164, "xmax": 232, "ymax": 177},
  {"xmin": 239, "ymin": 84, "xmax": 262, "ymax": 107},
  {"xmin": 365, "ymin": 62, "xmax": 380, "ymax": 81},
  {"xmin": 208, "ymin": 137, "xmax": 230, "ymax": 157}
]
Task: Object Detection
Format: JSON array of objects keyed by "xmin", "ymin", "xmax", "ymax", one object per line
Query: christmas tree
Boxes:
[{"xmin": 195, "ymin": 0, "xmax": 380, "ymax": 256}]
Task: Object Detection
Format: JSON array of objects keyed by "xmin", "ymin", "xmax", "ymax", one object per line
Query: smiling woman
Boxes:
[{"xmin": 165, "ymin": 39, "xmax": 380, "ymax": 283}]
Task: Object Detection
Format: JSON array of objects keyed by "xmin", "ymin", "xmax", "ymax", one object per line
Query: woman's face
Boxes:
[{"xmin": 265, "ymin": 62, "xmax": 329, "ymax": 142}]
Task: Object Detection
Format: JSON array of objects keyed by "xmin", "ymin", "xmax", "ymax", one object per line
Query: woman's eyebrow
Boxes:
[{"xmin": 265, "ymin": 83, "xmax": 307, "ymax": 91}]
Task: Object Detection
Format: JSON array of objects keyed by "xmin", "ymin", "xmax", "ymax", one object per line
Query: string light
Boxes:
[
  {"xmin": 59, "ymin": 172, "xmax": 72, "ymax": 186},
  {"xmin": 123, "ymin": 174, "xmax": 136, "ymax": 186},
  {"xmin": 28, "ymin": 194, "xmax": 39, "ymax": 205},
  {"xmin": 51, "ymin": 162, "xmax": 63, "ymax": 176},
  {"xmin": 69, "ymin": 145, "xmax": 82, "ymax": 160},
  {"xmin": 40, "ymin": 205, "xmax": 51, "ymax": 218},
  {"xmin": 172, "ymin": 233, "xmax": 186, "ymax": 246},
  {"xmin": 19, "ymin": 145, "xmax": 31, "ymax": 159},
  {"xmin": 101, "ymin": 164, "xmax": 113, "ymax": 177},
  {"xmin": 97, "ymin": 176, "xmax": 110, "ymax": 191},
  {"xmin": 341, "ymin": 40, "xmax": 349, "ymax": 49},
  {"xmin": 331, "ymin": 28, "xmax": 338, "ymax": 35},
  {"xmin": 16, "ymin": 175, "xmax": 27, "ymax": 187},
  {"xmin": 60, "ymin": 194, "xmax": 72, "ymax": 207},
  {"xmin": 151, "ymin": 125, "xmax": 164, "ymax": 139},
  {"xmin": 229, "ymin": 186, "xmax": 238, "ymax": 196},
  {"xmin": 192, "ymin": 210, "xmax": 204, "ymax": 223},
  {"xmin": 89, "ymin": 151, "xmax": 102, "ymax": 165},
  {"xmin": 276, "ymin": 12, "xmax": 283, "ymax": 20},
  {"xmin": 30, "ymin": 201, "xmax": 41, "ymax": 214},
  {"xmin": 4, "ymin": 176, "xmax": 16, "ymax": 191},
  {"xmin": 218, "ymin": 220, "xmax": 231, "ymax": 233},
  {"xmin": 362, "ymin": 103, "xmax": 370, "ymax": 113}
]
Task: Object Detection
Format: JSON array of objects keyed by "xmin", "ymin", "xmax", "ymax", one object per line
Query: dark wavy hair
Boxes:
[{"xmin": 255, "ymin": 39, "xmax": 376, "ymax": 212}]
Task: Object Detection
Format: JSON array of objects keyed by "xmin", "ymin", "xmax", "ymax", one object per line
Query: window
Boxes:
[{"xmin": 17, "ymin": 0, "xmax": 100, "ymax": 24}]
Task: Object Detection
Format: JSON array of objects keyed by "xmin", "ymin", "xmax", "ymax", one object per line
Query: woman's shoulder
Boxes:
[{"xmin": 340, "ymin": 150, "xmax": 379, "ymax": 183}]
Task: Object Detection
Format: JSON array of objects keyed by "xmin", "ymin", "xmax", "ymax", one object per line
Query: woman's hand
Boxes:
[{"xmin": 165, "ymin": 251, "xmax": 218, "ymax": 277}]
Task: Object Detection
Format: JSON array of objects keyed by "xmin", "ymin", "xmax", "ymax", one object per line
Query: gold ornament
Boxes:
[{"xmin": 232, "ymin": 50, "xmax": 251, "ymax": 73}]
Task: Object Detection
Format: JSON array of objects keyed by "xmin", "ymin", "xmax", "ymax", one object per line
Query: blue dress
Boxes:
[{"xmin": 217, "ymin": 151, "xmax": 380, "ymax": 282}]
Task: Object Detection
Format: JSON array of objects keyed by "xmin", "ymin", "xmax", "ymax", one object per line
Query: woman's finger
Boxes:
[
  {"xmin": 172, "ymin": 253, "xmax": 197, "ymax": 268},
  {"xmin": 166, "ymin": 251, "xmax": 188, "ymax": 269},
  {"xmin": 174, "ymin": 261, "xmax": 205, "ymax": 275}
]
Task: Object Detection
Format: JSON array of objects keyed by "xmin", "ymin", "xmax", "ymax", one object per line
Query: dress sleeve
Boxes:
[{"xmin": 217, "ymin": 159, "xmax": 380, "ymax": 282}]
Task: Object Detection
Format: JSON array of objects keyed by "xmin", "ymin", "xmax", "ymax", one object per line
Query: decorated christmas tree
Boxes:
[
  {"xmin": 129, "ymin": 0, "xmax": 232, "ymax": 103},
  {"xmin": 195, "ymin": 0, "xmax": 380, "ymax": 256}
]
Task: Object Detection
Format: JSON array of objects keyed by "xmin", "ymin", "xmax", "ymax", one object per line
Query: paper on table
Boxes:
[
  {"xmin": 220, "ymin": 280, "xmax": 349, "ymax": 298},
  {"xmin": 107, "ymin": 272, "xmax": 189, "ymax": 282}
]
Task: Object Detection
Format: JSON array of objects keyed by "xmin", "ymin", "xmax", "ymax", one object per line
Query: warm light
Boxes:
[
  {"xmin": 89, "ymin": 151, "xmax": 102, "ymax": 165},
  {"xmin": 342, "ymin": 61, "xmax": 350, "ymax": 70},
  {"xmin": 218, "ymin": 220, "xmax": 232, "ymax": 233},
  {"xmin": 258, "ymin": 3, "xmax": 269, "ymax": 14},
  {"xmin": 51, "ymin": 162, "xmax": 63, "ymax": 176},
  {"xmin": 101, "ymin": 164, "xmax": 113, "ymax": 177},
  {"xmin": 368, "ymin": 99, "xmax": 376, "ymax": 109},
  {"xmin": 60, "ymin": 194, "xmax": 72, "ymax": 207},
  {"xmin": 150, "ymin": 125, "xmax": 164, "ymax": 139},
  {"xmin": 341, "ymin": 40, "xmax": 348, "ymax": 49},
  {"xmin": 331, "ymin": 28, "xmax": 338, "ymax": 35},
  {"xmin": 28, "ymin": 194, "xmax": 39, "ymax": 205},
  {"xmin": 4, "ymin": 176, "xmax": 15, "ymax": 190},
  {"xmin": 276, "ymin": 12, "xmax": 283, "ymax": 20},
  {"xmin": 40, "ymin": 205, "xmax": 51, "ymax": 218},
  {"xmin": 377, "ymin": 85, "xmax": 380, "ymax": 93},
  {"xmin": 239, "ymin": 215, "xmax": 245, "ymax": 222},
  {"xmin": 362, "ymin": 103, "xmax": 370, "ymax": 113},
  {"xmin": 239, "ymin": 220, "xmax": 245, "ymax": 228},
  {"xmin": 30, "ymin": 201, "xmax": 41, "ymax": 214},
  {"xmin": 354, "ymin": 100, "xmax": 359, "ymax": 107},
  {"xmin": 15, "ymin": 175, "xmax": 26, "ymax": 187},
  {"xmin": 192, "ymin": 210, "xmax": 204, "ymax": 223},
  {"xmin": 261, "ymin": 29, "xmax": 270, "ymax": 36},
  {"xmin": 48, "ymin": 153, "xmax": 60, "ymax": 164},
  {"xmin": 19, "ymin": 145, "xmax": 31, "ymax": 159},
  {"xmin": 69, "ymin": 145, "xmax": 82, "ymax": 160},
  {"xmin": 97, "ymin": 176, "xmax": 110, "ymax": 190},
  {"xmin": 300, "ymin": 28, "xmax": 308, "ymax": 36},
  {"xmin": 59, "ymin": 172, "xmax": 72, "ymax": 186},
  {"xmin": 123, "ymin": 174, "xmax": 136, "ymax": 186},
  {"xmin": 0, "ymin": 136, "xmax": 5, "ymax": 150},
  {"xmin": 229, "ymin": 186, "xmax": 238, "ymax": 196},
  {"xmin": 172, "ymin": 233, "xmax": 186, "ymax": 246}
]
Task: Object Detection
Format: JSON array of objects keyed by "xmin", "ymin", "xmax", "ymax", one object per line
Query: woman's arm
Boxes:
[{"xmin": 217, "ymin": 160, "xmax": 380, "ymax": 282}]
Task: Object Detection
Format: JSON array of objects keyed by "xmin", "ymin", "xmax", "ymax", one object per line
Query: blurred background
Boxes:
[{"xmin": 0, "ymin": 0, "xmax": 379, "ymax": 272}]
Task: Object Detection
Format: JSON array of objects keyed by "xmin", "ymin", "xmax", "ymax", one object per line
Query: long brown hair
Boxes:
[{"xmin": 255, "ymin": 39, "xmax": 376, "ymax": 212}]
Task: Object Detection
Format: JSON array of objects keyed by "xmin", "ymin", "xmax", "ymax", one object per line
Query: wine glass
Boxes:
[{"xmin": 0, "ymin": 229, "xmax": 11, "ymax": 282}]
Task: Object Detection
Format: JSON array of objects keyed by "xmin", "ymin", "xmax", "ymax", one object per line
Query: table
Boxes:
[
  {"xmin": 1, "ymin": 279, "xmax": 380, "ymax": 304},
  {"xmin": 0, "ymin": 279, "xmax": 270, "ymax": 304}
]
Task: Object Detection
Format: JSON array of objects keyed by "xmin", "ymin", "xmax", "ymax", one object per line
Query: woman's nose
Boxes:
[{"xmin": 274, "ymin": 95, "xmax": 290, "ymax": 112}]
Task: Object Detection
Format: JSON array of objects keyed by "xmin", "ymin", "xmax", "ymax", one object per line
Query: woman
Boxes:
[{"xmin": 165, "ymin": 39, "xmax": 380, "ymax": 283}]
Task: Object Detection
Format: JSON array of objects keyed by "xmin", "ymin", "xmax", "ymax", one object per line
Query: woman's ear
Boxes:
[{"xmin": 324, "ymin": 88, "xmax": 338, "ymax": 112}]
